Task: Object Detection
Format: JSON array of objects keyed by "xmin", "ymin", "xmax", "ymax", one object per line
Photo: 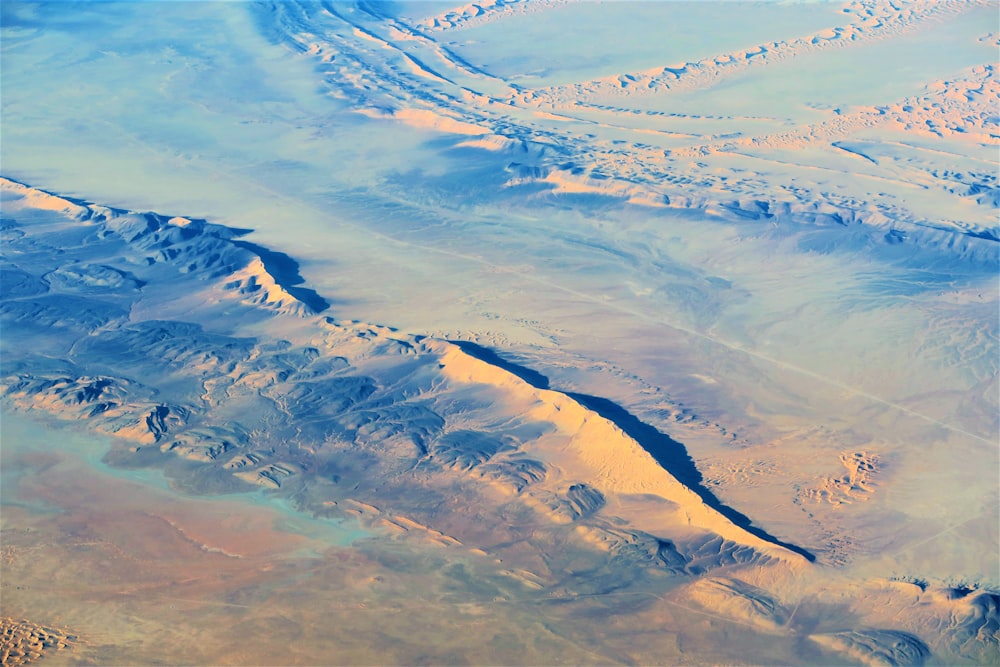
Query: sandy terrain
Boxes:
[
  {"xmin": 2, "ymin": 177, "xmax": 996, "ymax": 665},
  {"xmin": 2, "ymin": 1, "xmax": 997, "ymax": 665},
  {"xmin": 0, "ymin": 618, "xmax": 75, "ymax": 667}
]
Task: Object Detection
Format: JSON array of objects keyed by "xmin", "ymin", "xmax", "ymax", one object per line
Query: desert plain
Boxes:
[{"xmin": 1, "ymin": 1, "xmax": 998, "ymax": 665}]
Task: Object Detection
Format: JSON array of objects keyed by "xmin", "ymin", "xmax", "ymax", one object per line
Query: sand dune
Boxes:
[
  {"xmin": 412, "ymin": 0, "xmax": 568, "ymax": 33},
  {"xmin": 3, "ymin": 175, "xmax": 997, "ymax": 664},
  {"xmin": 519, "ymin": 0, "xmax": 980, "ymax": 104},
  {"xmin": 223, "ymin": 256, "xmax": 317, "ymax": 317},
  {"xmin": 3, "ymin": 180, "xmax": 90, "ymax": 218},
  {"xmin": 0, "ymin": 617, "xmax": 76, "ymax": 667},
  {"xmin": 2, "ymin": 1, "xmax": 997, "ymax": 662},
  {"xmin": 828, "ymin": 580, "xmax": 1000, "ymax": 664},
  {"xmin": 941, "ymin": 589, "xmax": 1000, "ymax": 661},
  {"xmin": 435, "ymin": 339, "xmax": 810, "ymax": 564},
  {"xmin": 810, "ymin": 629, "xmax": 931, "ymax": 667},
  {"xmin": 256, "ymin": 0, "xmax": 999, "ymax": 257},
  {"xmin": 666, "ymin": 63, "xmax": 1000, "ymax": 160},
  {"xmin": 803, "ymin": 450, "xmax": 881, "ymax": 506},
  {"xmin": 1, "ymin": 178, "xmax": 807, "ymax": 576},
  {"xmin": 160, "ymin": 425, "xmax": 249, "ymax": 463},
  {"xmin": 681, "ymin": 577, "xmax": 789, "ymax": 633}
]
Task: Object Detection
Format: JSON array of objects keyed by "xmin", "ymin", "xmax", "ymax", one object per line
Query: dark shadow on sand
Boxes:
[
  {"xmin": 449, "ymin": 340, "xmax": 551, "ymax": 389},
  {"xmin": 233, "ymin": 240, "xmax": 330, "ymax": 313},
  {"xmin": 445, "ymin": 339, "xmax": 815, "ymax": 562},
  {"xmin": 566, "ymin": 391, "xmax": 815, "ymax": 561}
]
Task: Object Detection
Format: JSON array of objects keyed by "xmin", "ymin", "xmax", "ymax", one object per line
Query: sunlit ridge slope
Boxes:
[
  {"xmin": 256, "ymin": 0, "xmax": 999, "ymax": 245},
  {"xmin": 0, "ymin": 177, "xmax": 808, "ymax": 574}
]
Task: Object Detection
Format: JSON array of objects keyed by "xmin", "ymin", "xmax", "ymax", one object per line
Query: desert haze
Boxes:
[{"xmin": 1, "ymin": 1, "xmax": 997, "ymax": 666}]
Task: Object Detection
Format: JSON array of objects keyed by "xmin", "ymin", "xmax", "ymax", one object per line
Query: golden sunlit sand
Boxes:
[
  {"xmin": 1, "ymin": 1, "xmax": 997, "ymax": 664},
  {"xmin": 0, "ymin": 618, "xmax": 76, "ymax": 667}
]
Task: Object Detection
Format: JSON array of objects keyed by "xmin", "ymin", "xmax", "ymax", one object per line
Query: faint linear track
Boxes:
[
  {"xmin": 68, "ymin": 112, "xmax": 995, "ymax": 448},
  {"xmin": 76, "ymin": 0, "xmax": 1000, "ymax": 448}
]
